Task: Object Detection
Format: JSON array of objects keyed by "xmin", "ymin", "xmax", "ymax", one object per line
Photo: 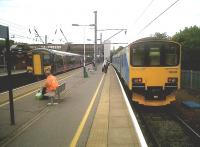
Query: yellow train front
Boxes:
[{"xmin": 112, "ymin": 38, "xmax": 181, "ymax": 106}]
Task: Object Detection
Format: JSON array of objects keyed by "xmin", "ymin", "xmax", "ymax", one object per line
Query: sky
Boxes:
[{"xmin": 0, "ymin": 0, "xmax": 200, "ymax": 49}]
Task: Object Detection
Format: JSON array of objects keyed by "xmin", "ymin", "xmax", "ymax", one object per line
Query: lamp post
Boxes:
[
  {"xmin": 94, "ymin": 11, "xmax": 97, "ymax": 67},
  {"xmin": 72, "ymin": 24, "xmax": 95, "ymax": 78}
]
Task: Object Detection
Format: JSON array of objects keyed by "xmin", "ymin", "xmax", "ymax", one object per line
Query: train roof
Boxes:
[
  {"xmin": 130, "ymin": 37, "xmax": 181, "ymax": 46},
  {"xmin": 32, "ymin": 48, "xmax": 82, "ymax": 57}
]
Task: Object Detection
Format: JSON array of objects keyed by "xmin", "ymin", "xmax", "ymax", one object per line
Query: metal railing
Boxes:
[{"xmin": 181, "ymin": 70, "xmax": 200, "ymax": 89}]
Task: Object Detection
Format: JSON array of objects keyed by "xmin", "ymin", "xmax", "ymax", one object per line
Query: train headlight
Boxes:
[
  {"xmin": 168, "ymin": 77, "xmax": 178, "ymax": 83},
  {"xmin": 133, "ymin": 78, "xmax": 143, "ymax": 84}
]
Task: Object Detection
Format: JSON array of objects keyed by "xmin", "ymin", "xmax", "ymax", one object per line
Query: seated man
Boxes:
[{"xmin": 42, "ymin": 70, "xmax": 58, "ymax": 98}]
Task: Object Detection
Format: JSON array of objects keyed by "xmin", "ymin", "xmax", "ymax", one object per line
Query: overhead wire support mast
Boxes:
[
  {"xmin": 34, "ymin": 28, "xmax": 44, "ymax": 44},
  {"xmin": 60, "ymin": 28, "xmax": 69, "ymax": 43},
  {"xmin": 137, "ymin": 0, "xmax": 180, "ymax": 35},
  {"xmin": 60, "ymin": 28, "xmax": 70, "ymax": 50}
]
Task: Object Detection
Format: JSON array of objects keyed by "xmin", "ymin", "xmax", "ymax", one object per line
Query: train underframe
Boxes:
[{"xmin": 132, "ymin": 86, "xmax": 177, "ymax": 106}]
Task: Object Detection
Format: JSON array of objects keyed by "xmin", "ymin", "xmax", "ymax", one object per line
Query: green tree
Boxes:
[
  {"xmin": 151, "ymin": 32, "xmax": 170, "ymax": 40},
  {"xmin": 172, "ymin": 25, "xmax": 200, "ymax": 70}
]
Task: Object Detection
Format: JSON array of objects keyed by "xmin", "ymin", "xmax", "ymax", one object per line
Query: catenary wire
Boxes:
[{"xmin": 137, "ymin": 0, "xmax": 180, "ymax": 35}]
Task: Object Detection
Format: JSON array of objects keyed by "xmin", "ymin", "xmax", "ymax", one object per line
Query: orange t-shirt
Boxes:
[{"xmin": 45, "ymin": 75, "xmax": 59, "ymax": 92}]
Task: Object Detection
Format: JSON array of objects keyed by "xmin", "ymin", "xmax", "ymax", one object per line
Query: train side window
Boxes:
[
  {"xmin": 70, "ymin": 57, "xmax": 75, "ymax": 64},
  {"xmin": 57, "ymin": 56, "xmax": 64, "ymax": 67},
  {"xmin": 43, "ymin": 54, "xmax": 51, "ymax": 66},
  {"xmin": 66, "ymin": 55, "xmax": 71, "ymax": 65}
]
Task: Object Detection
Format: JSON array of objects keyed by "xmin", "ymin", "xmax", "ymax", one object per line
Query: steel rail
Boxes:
[
  {"xmin": 135, "ymin": 107, "xmax": 160, "ymax": 147},
  {"xmin": 169, "ymin": 111, "xmax": 200, "ymax": 143}
]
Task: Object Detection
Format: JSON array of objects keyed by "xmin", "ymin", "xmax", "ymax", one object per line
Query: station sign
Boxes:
[{"xmin": 0, "ymin": 25, "xmax": 8, "ymax": 38}]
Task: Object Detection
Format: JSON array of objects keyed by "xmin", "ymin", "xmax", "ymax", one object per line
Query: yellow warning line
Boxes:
[
  {"xmin": 70, "ymin": 74, "xmax": 105, "ymax": 147},
  {"xmin": 0, "ymin": 89, "xmax": 39, "ymax": 107}
]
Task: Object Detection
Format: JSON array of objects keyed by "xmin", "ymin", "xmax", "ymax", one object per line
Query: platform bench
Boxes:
[{"xmin": 45, "ymin": 83, "xmax": 66, "ymax": 106}]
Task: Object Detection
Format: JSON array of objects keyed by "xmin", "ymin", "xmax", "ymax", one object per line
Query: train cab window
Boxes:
[
  {"xmin": 164, "ymin": 47, "xmax": 178, "ymax": 66},
  {"xmin": 132, "ymin": 47, "xmax": 145, "ymax": 66},
  {"xmin": 149, "ymin": 48, "xmax": 160, "ymax": 66},
  {"xmin": 43, "ymin": 54, "xmax": 51, "ymax": 66},
  {"xmin": 131, "ymin": 41, "xmax": 180, "ymax": 67}
]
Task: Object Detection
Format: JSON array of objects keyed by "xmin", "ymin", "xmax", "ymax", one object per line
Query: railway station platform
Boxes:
[
  {"xmin": 0, "ymin": 65, "xmax": 146, "ymax": 147},
  {"xmin": 86, "ymin": 68, "xmax": 141, "ymax": 147}
]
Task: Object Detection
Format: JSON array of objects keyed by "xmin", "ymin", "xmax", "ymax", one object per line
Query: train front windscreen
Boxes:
[{"xmin": 130, "ymin": 41, "xmax": 180, "ymax": 67}]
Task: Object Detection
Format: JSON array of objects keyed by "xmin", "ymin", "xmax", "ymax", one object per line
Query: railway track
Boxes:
[
  {"xmin": 168, "ymin": 106, "xmax": 200, "ymax": 143},
  {"xmin": 115, "ymin": 68, "xmax": 200, "ymax": 146},
  {"xmin": 134, "ymin": 104, "xmax": 200, "ymax": 147}
]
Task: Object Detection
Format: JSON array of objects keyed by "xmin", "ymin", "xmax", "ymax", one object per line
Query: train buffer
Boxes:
[{"xmin": 46, "ymin": 82, "xmax": 66, "ymax": 106}]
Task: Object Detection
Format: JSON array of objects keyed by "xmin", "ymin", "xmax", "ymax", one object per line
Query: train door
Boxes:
[
  {"xmin": 26, "ymin": 54, "xmax": 33, "ymax": 73},
  {"xmin": 33, "ymin": 54, "xmax": 42, "ymax": 75},
  {"xmin": 43, "ymin": 54, "xmax": 51, "ymax": 73}
]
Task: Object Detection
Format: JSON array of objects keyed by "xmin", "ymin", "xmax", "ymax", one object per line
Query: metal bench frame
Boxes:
[{"xmin": 46, "ymin": 83, "xmax": 66, "ymax": 106}]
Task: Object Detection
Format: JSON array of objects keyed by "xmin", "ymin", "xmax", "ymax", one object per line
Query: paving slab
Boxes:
[{"xmin": 86, "ymin": 67, "xmax": 141, "ymax": 147}]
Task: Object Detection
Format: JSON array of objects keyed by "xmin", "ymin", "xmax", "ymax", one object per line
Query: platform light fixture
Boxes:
[{"xmin": 72, "ymin": 23, "xmax": 95, "ymax": 78}]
